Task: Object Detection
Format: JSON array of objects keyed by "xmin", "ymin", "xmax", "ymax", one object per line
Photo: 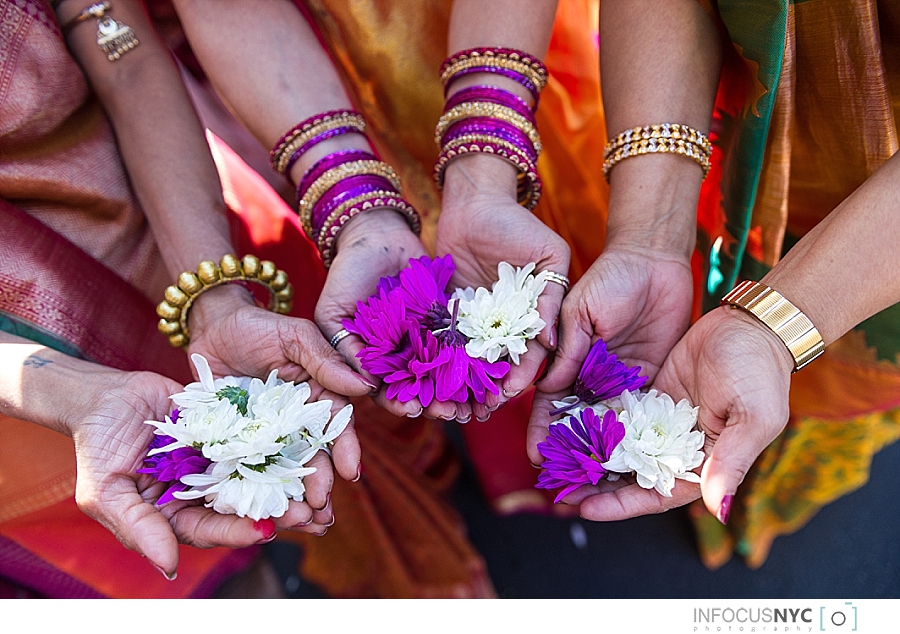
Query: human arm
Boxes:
[
  {"xmin": 436, "ymin": 0, "xmax": 571, "ymax": 420},
  {"xmin": 581, "ymin": 151, "xmax": 900, "ymax": 522},
  {"xmin": 527, "ymin": 0, "xmax": 721, "ymax": 465}
]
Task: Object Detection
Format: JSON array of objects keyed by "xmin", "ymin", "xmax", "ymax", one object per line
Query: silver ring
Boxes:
[
  {"xmin": 329, "ymin": 329, "xmax": 352, "ymax": 349},
  {"xmin": 543, "ymin": 271, "xmax": 570, "ymax": 291}
]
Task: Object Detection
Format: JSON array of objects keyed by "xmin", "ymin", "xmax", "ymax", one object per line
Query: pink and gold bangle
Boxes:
[
  {"xmin": 156, "ymin": 254, "xmax": 293, "ymax": 347},
  {"xmin": 440, "ymin": 47, "xmax": 549, "ymax": 97},
  {"xmin": 270, "ymin": 110, "xmax": 366, "ymax": 175},
  {"xmin": 435, "ymin": 102, "xmax": 541, "ymax": 154}
]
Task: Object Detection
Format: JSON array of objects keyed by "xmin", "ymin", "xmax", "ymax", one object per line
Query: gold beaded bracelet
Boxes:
[
  {"xmin": 604, "ymin": 124, "xmax": 711, "ymax": 158},
  {"xmin": 156, "ymin": 254, "xmax": 294, "ymax": 348},
  {"xmin": 440, "ymin": 54, "xmax": 549, "ymax": 93},
  {"xmin": 602, "ymin": 137, "xmax": 710, "ymax": 181}
]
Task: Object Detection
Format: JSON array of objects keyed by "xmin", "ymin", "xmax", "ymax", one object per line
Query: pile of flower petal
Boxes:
[
  {"xmin": 537, "ymin": 340, "xmax": 705, "ymax": 501},
  {"xmin": 344, "ymin": 255, "xmax": 546, "ymax": 407},
  {"xmin": 140, "ymin": 354, "xmax": 351, "ymax": 520}
]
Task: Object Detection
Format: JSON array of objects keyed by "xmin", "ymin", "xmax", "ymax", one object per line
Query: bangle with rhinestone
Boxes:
[
  {"xmin": 156, "ymin": 254, "xmax": 293, "ymax": 348},
  {"xmin": 441, "ymin": 121, "xmax": 539, "ymax": 162},
  {"xmin": 602, "ymin": 136, "xmax": 710, "ymax": 181},
  {"xmin": 310, "ymin": 176, "xmax": 398, "ymax": 235},
  {"xmin": 720, "ymin": 280, "xmax": 825, "ymax": 372},
  {"xmin": 270, "ymin": 110, "xmax": 366, "ymax": 175},
  {"xmin": 604, "ymin": 124, "xmax": 712, "ymax": 160}
]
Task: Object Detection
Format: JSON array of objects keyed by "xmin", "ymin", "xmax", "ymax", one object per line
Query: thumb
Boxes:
[
  {"xmin": 539, "ymin": 306, "xmax": 592, "ymax": 393},
  {"xmin": 699, "ymin": 403, "xmax": 788, "ymax": 524},
  {"xmin": 284, "ymin": 320, "xmax": 374, "ymax": 397},
  {"xmin": 535, "ymin": 278, "xmax": 565, "ymax": 351}
]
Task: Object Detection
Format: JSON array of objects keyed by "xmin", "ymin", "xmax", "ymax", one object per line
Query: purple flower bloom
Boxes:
[
  {"xmin": 383, "ymin": 330, "xmax": 450, "ymax": 407},
  {"xmin": 393, "ymin": 254, "xmax": 454, "ymax": 321},
  {"xmin": 550, "ymin": 339, "xmax": 647, "ymax": 415},
  {"xmin": 344, "ymin": 288, "xmax": 411, "ymax": 366},
  {"xmin": 139, "ymin": 410, "xmax": 210, "ymax": 505},
  {"xmin": 536, "ymin": 408, "xmax": 625, "ymax": 503}
]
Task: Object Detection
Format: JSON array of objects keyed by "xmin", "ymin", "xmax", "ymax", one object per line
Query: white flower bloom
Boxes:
[
  {"xmin": 170, "ymin": 354, "xmax": 251, "ymax": 412},
  {"xmin": 550, "ymin": 392, "xmax": 628, "ymax": 424},
  {"xmin": 453, "ymin": 262, "xmax": 547, "ymax": 364},
  {"xmin": 601, "ymin": 389, "xmax": 705, "ymax": 497},
  {"xmin": 147, "ymin": 399, "xmax": 247, "ymax": 455}
]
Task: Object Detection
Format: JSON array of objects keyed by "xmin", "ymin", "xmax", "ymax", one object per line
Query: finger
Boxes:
[
  {"xmin": 526, "ymin": 387, "xmax": 573, "ymax": 466},
  {"xmin": 282, "ymin": 320, "xmax": 374, "ymax": 397},
  {"xmin": 373, "ymin": 390, "xmax": 423, "ymax": 418},
  {"xmin": 535, "ymin": 277, "xmax": 565, "ymax": 350},
  {"xmin": 303, "ymin": 451, "xmax": 334, "ymax": 515},
  {"xmin": 539, "ymin": 299, "xmax": 593, "ymax": 393},
  {"xmin": 424, "ymin": 399, "xmax": 458, "ymax": 421},
  {"xmin": 79, "ymin": 479, "xmax": 180, "ymax": 579},
  {"xmin": 700, "ymin": 405, "xmax": 788, "ymax": 524},
  {"xmin": 165, "ymin": 504, "xmax": 275, "ymax": 548},
  {"xmin": 273, "ymin": 501, "xmax": 314, "ymax": 530},
  {"xmin": 311, "ymin": 494, "xmax": 333, "ymax": 526},
  {"xmin": 455, "ymin": 401, "xmax": 472, "ymax": 423},
  {"xmin": 503, "ymin": 338, "xmax": 547, "ymax": 397},
  {"xmin": 331, "ymin": 331, "xmax": 381, "ymax": 389},
  {"xmin": 330, "ymin": 413, "xmax": 361, "ymax": 482},
  {"xmin": 472, "ymin": 402, "xmax": 491, "ymax": 422},
  {"xmin": 288, "ymin": 521, "xmax": 330, "ymax": 535},
  {"xmin": 578, "ymin": 479, "xmax": 701, "ymax": 521}
]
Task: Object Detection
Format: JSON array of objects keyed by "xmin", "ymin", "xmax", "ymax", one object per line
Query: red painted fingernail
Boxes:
[
  {"xmin": 717, "ymin": 494, "xmax": 733, "ymax": 525},
  {"xmin": 151, "ymin": 562, "xmax": 177, "ymax": 581},
  {"xmin": 253, "ymin": 518, "xmax": 276, "ymax": 541}
]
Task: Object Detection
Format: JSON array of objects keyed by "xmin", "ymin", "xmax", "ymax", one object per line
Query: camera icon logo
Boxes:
[{"xmin": 819, "ymin": 602, "xmax": 857, "ymax": 631}]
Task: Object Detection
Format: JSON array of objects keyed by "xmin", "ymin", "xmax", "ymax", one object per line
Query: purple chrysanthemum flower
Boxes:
[
  {"xmin": 394, "ymin": 254, "xmax": 454, "ymax": 321},
  {"xmin": 382, "ymin": 330, "xmax": 450, "ymax": 407},
  {"xmin": 139, "ymin": 410, "xmax": 210, "ymax": 505},
  {"xmin": 344, "ymin": 288, "xmax": 411, "ymax": 366},
  {"xmin": 550, "ymin": 339, "xmax": 647, "ymax": 415},
  {"xmin": 536, "ymin": 408, "xmax": 626, "ymax": 503}
]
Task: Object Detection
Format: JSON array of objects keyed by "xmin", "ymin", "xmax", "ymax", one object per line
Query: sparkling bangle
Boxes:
[
  {"xmin": 436, "ymin": 102, "xmax": 541, "ymax": 152},
  {"xmin": 156, "ymin": 254, "xmax": 294, "ymax": 348},
  {"xmin": 440, "ymin": 47, "xmax": 549, "ymax": 98},
  {"xmin": 720, "ymin": 280, "xmax": 825, "ymax": 372},
  {"xmin": 604, "ymin": 123, "xmax": 712, "ymax": 158},
  {"xmin": 270, "ymin": 110, "xmax": 366, "ymax": 175},
  {"xmin": 602, "ymin": 136, "xmax": 710, "ymax": 181}
]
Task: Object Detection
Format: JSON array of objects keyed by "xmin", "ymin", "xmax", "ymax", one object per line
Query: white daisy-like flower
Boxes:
[
  {"xmin": 549, "ymin": 392, "xmax": 628, "ymax": 424},
  {"xmin": 170, "ymin": 354, "xmax": 250, "ymax": 412},
  {"xmin": 453, "ymin": 262, "xmax": 547, "ymax": 364},
  {"xmin": 601, "ymin": 389, "xmax": 705, "ymax": 497},
  {"xmin": 175, "ymin": 456, "xmax": 316, "ymax": 520},
  {"xmin": 147, "ymin": 398, "xmax": 247, "ymax": 456}
]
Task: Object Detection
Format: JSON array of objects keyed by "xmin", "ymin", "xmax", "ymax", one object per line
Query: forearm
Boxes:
[
  {"xmin": 443, "ymin": 0, "xmax": 559, "ymax": 201},
  {"xmin": 172, "ymin": 0, "xmax": 370, "ymax": 186},
  {"xmin": 760, "ymin": 153, "xmax": 900, "ymax": 346},
  {"xmin": 57, "ymin": 0, "xmax": 234, "ymax": 278},
  {"xmin": 0, "ymin": 332, "xmax": 117, "ymax": 435},
  {"xmin": 601, "ymin": 0, "xmax": 721, "ymax": 257}
]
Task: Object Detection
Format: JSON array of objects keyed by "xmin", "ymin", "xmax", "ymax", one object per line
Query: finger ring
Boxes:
[
  {"xmin": 543, "ymin": 271, "xmax": 570, "ymax": 291},
  {"xmin": 329, "ymin": 329, "xmax": 352, "ymax": 349}
]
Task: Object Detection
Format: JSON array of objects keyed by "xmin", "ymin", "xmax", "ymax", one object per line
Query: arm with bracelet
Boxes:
[
  {"xmin": 527, "ymin": 0, "xmax": 722, "ymax": 471},
  {"xmin": 435, "ymin": 0, "xmax": 572, "ymax": 423},
  {"xmin": 49, "ymin": 0, "xmax": 363, "ymax": 545}
]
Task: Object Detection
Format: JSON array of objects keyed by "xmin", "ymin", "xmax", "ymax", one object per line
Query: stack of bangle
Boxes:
[
  {"xmin": 435, "ymin": 48, "xmax": 548, "ymax": 211},
  {"xmin": 269, "ymin": 109, "xmax": 366, "ymax": 176},
  {"xmin": 156, "ymin": 254, "xmax": 293, "ymax": 348},
  {"xmin": 440, "ymin": 47, "xmax": 549, "ymax": 105},
  {"xmin": 293, "ymin": 147, "xmax": 421, "ymax": 268},
  {"xmin": 602, "ymin": 123, "xmax": 712, "ymax": 181}
]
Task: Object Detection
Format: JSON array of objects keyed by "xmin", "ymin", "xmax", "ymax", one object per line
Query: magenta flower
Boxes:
[
  {"xmin": 550, "ymin": 339, "xmax": 646, "ymax": 415},
  {"xmin": 344, "ymin": 287, "xmax": 411, "ymax": 367},
  {"xmin": 139, "ymin": 410, "xmax": 210, "ymax": 505},
  {"xmin": 383, "ymin": 330, "xmax": 450, "ymax": 407},
  {"xmin": 536, "ymin": 408, "xmax": 625, "ymax": 503}
]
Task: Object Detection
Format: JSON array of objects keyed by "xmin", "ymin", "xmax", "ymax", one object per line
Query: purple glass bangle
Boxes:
[
  {"xmin": 444, "ymin": 85, "xmax": 535, "ymax": 118},
  {"xmin": 270, "ymin": 109, "xmax": 359, "ymax": 162},
  {"xmin": 296, "ymin": 149, "xmax": 377, "ymax": 201},
  {"xmin": 441, "ymin": 119, "xmax": 538, "ymax": 161},
  {"xmin": 443, "ymin": 66, "xmax": 540, "ymax": 104},
  {"xmin": 310, "ymin": 177, "xmax": 397, "ymax": 236},
  {"xmin": 283, "ymin": 126, "xmax": 367, "ymax": 177}
]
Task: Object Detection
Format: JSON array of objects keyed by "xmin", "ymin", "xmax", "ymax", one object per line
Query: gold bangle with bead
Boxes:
[
  {"xmin": 440, "ymin": 56, "xmax": 548, "ymax": 93},
  {"xmin": 604, "ymin": 124, "xmax": 712, "ymax": 159},
  {"xmin": 156, "ymin": 254, "xmax": 294, "ymax": 348},
  {"xmin": 602, "ymin": 136, "xmax": 710, "ymax": 181},
  {"xmin": 720, "ymin": 280, "xmax": 825, "ymax": 372},
  {"xmin": 435, "ymin": 102, "xmax": 542, "ymax": 152},
  {"xmin": 271, "ymin": 112, "xmax": 367, "ymax": 175}
]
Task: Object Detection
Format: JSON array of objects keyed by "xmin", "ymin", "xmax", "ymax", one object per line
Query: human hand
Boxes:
[
  {"xmin": 437, "ymin": 155, "xmax": 571, "ymax": 421},
  {"xmin": 314, "ymin": 208, "xmax": 442, "ymax": 419},
  {"xmin": 526, "ymin": 246, "xmax": 693, "ymax": 467},
  {"xmin": 66, "ymin": 369, "xmax": 333, "ymax": 581},
  {"xmin": 571, "ymin": 306, "xmax": 793, "ymax": 522}
]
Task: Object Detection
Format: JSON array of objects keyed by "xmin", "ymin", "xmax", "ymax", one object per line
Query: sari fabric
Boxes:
[
  {"xmin": 300, "ymin": 0, "xmax": 900, "ymax": 568},
  {"xmin": 0, "ymin": 0, "xmax": 492, "ymax": 597}
]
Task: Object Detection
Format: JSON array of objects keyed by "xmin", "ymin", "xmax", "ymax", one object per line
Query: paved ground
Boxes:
[{"xmin": 269, "ymin": 431, "xmax": 900, "ymax": 598}]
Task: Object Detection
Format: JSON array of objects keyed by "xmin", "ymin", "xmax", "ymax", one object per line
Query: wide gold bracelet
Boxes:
[
  {"xmin": 156, "ymin": 254, "xmax": 294, "ymax": 348},
  {"xmin": 602, "ymin": 123, "xmax": 711, "ymax": 182},
  {"xmin": 720, "ymin": 280, "xmax": 825, "ymax": 372}
]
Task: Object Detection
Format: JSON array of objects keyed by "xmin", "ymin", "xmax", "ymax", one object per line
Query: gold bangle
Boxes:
[
  {"xmin": 720, "ymin": 280, "xmax": 825, "ymax": 372},
  {"xmin": 440, "ymin": 56, "xmax": 548, "ymax": 92},
  {"xmin": 602, "ymin": 136, "xmax": 710, "ymax": 181},
  {"xmin": 271, "ymin": 113, "xmax": 367, "ymax": 175},
  {"xmin": 604, "ymin": 124, "xmax": 712, "ymax": 158},
  {"xmin": 156, "ymin": 254, "xmax": 293, "ymax": 348},
  {"xmin": 297, "ymin": 160, "xmax": 402, "ymax": 238},
  {"xmin": 435, "ymin": 102, "xmax": 542, "ymax": 152},
  {"xmin": 61, "ymin": 2, "xmax": 139, "ymax": 61}
]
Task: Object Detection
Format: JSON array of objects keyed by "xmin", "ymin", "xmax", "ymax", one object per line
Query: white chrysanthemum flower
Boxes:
[
  {"xmin": 453, "ymin": 262, "xmax": 547, "ymax": 364},
  {"xmin": 175, "ymin": 456, "xmax": 316, "ymax": 520},
  {"xmin": 601, "ymin": 389, "xmax": 705, "ymax": 497},
  {"xmin": 147, "ymin": 399, "xmax": 247, "ymax": 456},
  {"xmin": 550, "ymin": 392, "xmax": 628, "ymax": 424},
  {"xmin": 170, "ymin": 354, "xmax": 251, "ymax": 412}
]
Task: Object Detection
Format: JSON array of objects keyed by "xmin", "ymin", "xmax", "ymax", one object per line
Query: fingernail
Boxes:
[
  {"xmin": 313, "ymin": 493, "xmax": 331, "ymax": 512},
  {"xmin": 253, "ymin": 518, "xmax": 276, "ymax": 541},
  {"xmin": 439, "ymin": 414, "xmax": 456, "ymax": 421},
  {"xmin": 533, "ymin": 367, "xmax": 549, "ymax": 386},
  {"xmin": 531, "ymin": 461, "xmax": 543, "ymax": 470},
  {"xmin": 151, "ymin": 563, "xmax": 177, "ymax": 581},
  {"xmin": 503, "ymin": 388, "xmax": 522, "ymax": 399},
  {"xmin": 475, "ymin": 415, "xmax": 490, "ymax": 423},
  {"xmin": 717, "ymin": 494, "xmax": 733, "ymax": 525},
  {"xmin": 325, "ymin": 515, "xmax": 335, "ymax": 527},
  {"xmin": 549, "ymin": 326, "xmax": 557, "ymax": 350},
  {"xmin": 316, "ymin": 528, "xmax": 328, "ymax": 537},
  {"xmin": 352, "ymin": 464, "xmax": 362, "ymax": 482},
  {"xmin": 292, "ymin": 517, "xmax": 314, "ymax": 528},
  {"xmin": 407, "ymin": 408, "xmax": 423, "ymax": 418},
  {"xmin": 357, "ymin": 376, "xmax": 378, "ymax": 393},
  {"xmin": 456, "ymin": 415, "xmax": 471, "ymax": 424}
]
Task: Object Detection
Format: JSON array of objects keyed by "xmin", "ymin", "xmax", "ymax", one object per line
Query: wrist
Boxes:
[
  {"xmin": 718, "ymin": 307, "xmax": 797, "ymax": 377},
  {"xmin": 187, "ymin": 283, "xmax": 256, "ymax": 340},
  {"xmin": 334, "ymin": 207, "xmax": 416, "ymax": 253},
  {"xmin": 442, "ymin": 153, "xmax": 519, "ymax": 206}
]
